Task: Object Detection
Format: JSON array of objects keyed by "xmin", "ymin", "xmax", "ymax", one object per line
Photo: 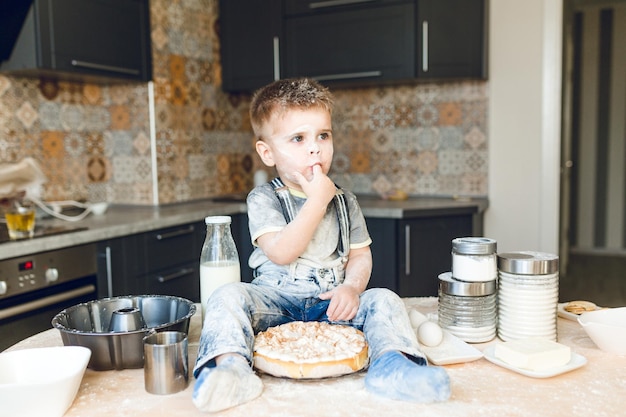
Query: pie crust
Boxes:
[{"xmin": 253, "ymin": 321, "xmax": 368, "ymax": 379}]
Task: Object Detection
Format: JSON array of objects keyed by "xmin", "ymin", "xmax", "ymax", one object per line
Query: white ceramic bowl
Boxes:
[
  {"xmin": 0, "ymin": 346, "xmax": 91, "ymax": 417},
  {"xmin": 578, "ymin": 307, "xmax": 626, "ymax": 355}
]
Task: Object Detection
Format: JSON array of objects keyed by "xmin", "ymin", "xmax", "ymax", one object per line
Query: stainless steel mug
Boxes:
[{"xmin": 143, "ymin": 331, "xmax": 189, "ymax": 395}]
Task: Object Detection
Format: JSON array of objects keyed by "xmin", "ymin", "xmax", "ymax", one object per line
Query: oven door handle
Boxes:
[{"xmin": 0, "ymin": 285, "xmax": 96, "ymax": 320}]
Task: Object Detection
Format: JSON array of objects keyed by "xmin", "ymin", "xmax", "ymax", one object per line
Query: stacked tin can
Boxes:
[
  {"xmin": 438, "ymin": 237, "xmax": 498, "ymax": 343},
  {"xmin": 497, "ymin": 251, "xmax": 560, "ymax": 341}
]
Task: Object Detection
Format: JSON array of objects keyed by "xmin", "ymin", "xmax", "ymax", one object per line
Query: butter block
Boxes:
[{"xmin": 494, "ymin": 338, "xmax": 571, "ymax": 371}]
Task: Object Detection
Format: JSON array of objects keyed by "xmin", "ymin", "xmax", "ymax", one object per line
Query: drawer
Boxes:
[
  {"xmin": 143, "ymin": 261, "xmax": 200, "ymax": 303},
  {"xmin": 143, "ymin": 223, "xmax": 202, "ymax": 272}
]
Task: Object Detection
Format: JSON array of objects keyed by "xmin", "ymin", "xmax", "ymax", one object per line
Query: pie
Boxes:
[{"xmin": 253, "ymin": 321, "xmax": 369, "ymax": 379}]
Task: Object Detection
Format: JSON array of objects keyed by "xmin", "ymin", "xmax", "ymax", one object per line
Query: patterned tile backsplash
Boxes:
[{"xmin": 0, "ymin": 0, "xmax": 487, "ymax": 206}]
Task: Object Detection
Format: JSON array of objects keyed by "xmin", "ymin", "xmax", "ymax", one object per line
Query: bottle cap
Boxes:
[{"xmin": 205, "ymin": 215, "xmax": 232, "ymax": 224}]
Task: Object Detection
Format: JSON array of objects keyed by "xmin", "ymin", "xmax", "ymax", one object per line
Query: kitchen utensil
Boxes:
[
  {"xmin": 52, "ymin": 295, "xmax": 196, "ymax": 370},
  {"xmin": 143, "ymin": 331, "xmax": 189, "ymax": 395},
  {"xmin": 0, "ymin": 346, "xmax": 90, "ymax": 417},
  {"xmin": 109, "ymin": 307, "xmax": 146, "ymax": 332},
  {"xmin": 578, "ymin": 307, "xmax": 626, "ymax": 355}
]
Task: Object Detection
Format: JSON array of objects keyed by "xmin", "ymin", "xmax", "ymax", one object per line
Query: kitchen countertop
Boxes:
[
  {"xmin": 6, "ymin": 297, "xmax": 624, "ymax": 417},
  {"xmin": 0, "ymin": 196, "xmax": 487, "ymax": 261}
]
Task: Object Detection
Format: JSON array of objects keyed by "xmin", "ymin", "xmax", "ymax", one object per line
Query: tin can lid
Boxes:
[
  {"xmin": 205, "ymin": 215, "xmax": 232, "ymax": 224},
  {"xmin": 497, "ymin": 251, "xmax": 559, "ymax": 274},
  {"xmin": 451, "ymin": 237, "xmax": 497, "ymax": 255},
  {"xmin": 438, "ymin": 272, "xmax": 497, "ymax": 296}
]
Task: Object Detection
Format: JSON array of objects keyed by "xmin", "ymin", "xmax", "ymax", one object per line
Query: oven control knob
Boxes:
[
  {"xmin": 45, "ymin": 268, "xmax": 59, "ymax": 283},
  {"xmin": 0, "ymin": 281, "xmax": 6, "ymax": 295}
]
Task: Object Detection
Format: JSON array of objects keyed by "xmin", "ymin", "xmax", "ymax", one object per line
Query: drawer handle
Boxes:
[
  {"xmin": 71, "ymin": 60, "xmax": 140, "ymax": 75},
  {"xmin": 157, "ymin": 267, "xmax": 195, "ymax": 283},
  {"xmin": 0, "ymin": 285, "xmax": 96, "ymax": 320},
  {"xmin": 313, "ymin": 71, "xmax": 382, "ymax": 81},
  {"xmin": 155, "ymin": 225, "xmax": 195, "ymax": 240},
  {"xmin": 309, "ymin": 0, "xmax": 376, "ymax": 9}
]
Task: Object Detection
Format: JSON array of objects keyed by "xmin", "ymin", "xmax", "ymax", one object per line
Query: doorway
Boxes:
[{"xmin": 560, "ymin": 0, "xmax": 626, "ymax": 306}]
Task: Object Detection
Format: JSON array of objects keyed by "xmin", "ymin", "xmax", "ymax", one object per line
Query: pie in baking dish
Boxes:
[{"xmin": 253, "ymin": 321, "xmax": 368, "ymax": 379}]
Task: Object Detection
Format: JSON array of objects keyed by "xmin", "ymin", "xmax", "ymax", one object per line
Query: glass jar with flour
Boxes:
[{"xmin": 451, "ymin": 237, "xmax": 497, "ymax": 282}]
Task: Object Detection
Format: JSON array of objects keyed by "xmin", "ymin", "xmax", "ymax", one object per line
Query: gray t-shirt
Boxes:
[{"xmin": 246, "ymin": 183, "xmax": 372, "ymax": 271}]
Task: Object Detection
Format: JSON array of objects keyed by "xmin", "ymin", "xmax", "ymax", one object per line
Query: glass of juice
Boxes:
[{"xmin": 4, "ymin": 199, "xmax": 36, "ymax": 239}]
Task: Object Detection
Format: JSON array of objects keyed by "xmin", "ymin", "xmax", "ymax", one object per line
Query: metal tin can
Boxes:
[{"xmin": 497, "ymin": 251, "xmax": 559, "ymax": 341}]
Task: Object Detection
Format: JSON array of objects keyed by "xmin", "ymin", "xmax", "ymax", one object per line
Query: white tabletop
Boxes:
[{"xmin": 7, "ymin": 297, "xmax": 625, "ymax": 417}]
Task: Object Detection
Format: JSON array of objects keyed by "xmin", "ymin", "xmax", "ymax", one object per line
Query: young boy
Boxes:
[{"xmin": 192, "ymin": 78, "xmax": 450, "ymax": 413}]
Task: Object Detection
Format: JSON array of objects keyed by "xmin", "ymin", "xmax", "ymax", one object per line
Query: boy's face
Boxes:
[{"xmin": 255, "ymin": 107, "xmax": 333, "ymax": 191}]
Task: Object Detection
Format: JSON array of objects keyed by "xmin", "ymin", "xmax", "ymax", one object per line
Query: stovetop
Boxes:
[{"xmin": 0, "ymin": 224, "xmax": 88, "ymax": 244}]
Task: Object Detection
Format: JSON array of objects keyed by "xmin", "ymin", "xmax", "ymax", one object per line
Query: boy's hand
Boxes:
[
  {"xmin": 293, "ymin": 165, "xmax": 336, "ymax": 207},
  {"xmin": 319, "ymin": 284, "xmax": 360, "ymax": 321}
]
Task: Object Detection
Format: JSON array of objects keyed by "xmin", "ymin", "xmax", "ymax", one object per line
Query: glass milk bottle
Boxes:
[{"xmin": 200, "ymin": 216, "xmax": 240, "ymax": 315}]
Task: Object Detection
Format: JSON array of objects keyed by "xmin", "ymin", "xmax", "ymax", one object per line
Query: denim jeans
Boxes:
[{"xmin": 193, "ymin": 263, "xmax": 424, "ymax": 378}]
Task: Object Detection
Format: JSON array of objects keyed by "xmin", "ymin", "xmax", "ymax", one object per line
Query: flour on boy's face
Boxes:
[{"xmin": 257, "ymin": 107, "xmax": 334, "ymax": 189}]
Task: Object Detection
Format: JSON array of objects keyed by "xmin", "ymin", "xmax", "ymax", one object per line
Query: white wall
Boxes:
[{"xmin": 486, "ymin": 0, "xmax": 563, "ymax": 254}]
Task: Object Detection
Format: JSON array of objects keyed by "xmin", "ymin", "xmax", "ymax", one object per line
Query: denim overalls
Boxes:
[{"xmin": 193, "ymin": 180, "xmax": 425, "ymax": 377}]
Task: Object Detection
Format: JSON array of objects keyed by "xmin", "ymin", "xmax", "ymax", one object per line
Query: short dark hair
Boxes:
[{"xmin": 249, "ymin": 78, "xmax": 334, "ymax": 140}]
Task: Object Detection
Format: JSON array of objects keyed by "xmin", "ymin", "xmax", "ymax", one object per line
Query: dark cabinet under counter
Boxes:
[
  {"xmin": 362, "ymin": 197, "xmax": 485, "ymax": 297},
  {"xmin": 97, "ymin": 222, "xmax": 204, "ymax": 302}
]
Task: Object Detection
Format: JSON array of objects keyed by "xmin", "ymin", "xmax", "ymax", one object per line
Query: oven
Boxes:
[{"xmin": 0, "ymin": 243, "xmax": 98, "ymax": 351}]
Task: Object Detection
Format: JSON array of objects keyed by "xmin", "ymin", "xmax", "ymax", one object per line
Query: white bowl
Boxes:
[
  {"xmin": 578, "ymin": 307, "xmax": 626, "ymax": 355},
  {"xmin": 0, "ymin": 346, "xmax": 91, "ymax": 417}
]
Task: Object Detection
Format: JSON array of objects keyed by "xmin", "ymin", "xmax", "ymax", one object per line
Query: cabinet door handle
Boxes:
[
  {"xmin": 405, "ymin": 224, "xmax": 411, "ymax": 276},
  {"xmin": 313, "ymin": 71, "xmax": 382, "ymax": 81},
  {"xmin": 309, "ymin": 0, "xmax": 376, "ymax": 9},
  {"xmin": 71, "ymin": 60, "xmax": 140, "ymax": 75},
  {"xmin": 422, "ymin": 21, "xmax": 429, "ymax": 72},
  {"xmin": 155, "ymin": 225, "xmax": 195, "ymax": 240},
  {"xmin": 273, "ymin": 36, "xmax": 280, "ymax": 81},
  {"xmin": 105, "ymin": 246, "xmax": 113, "ymax": 298},
  {"xmin": 157, "ymin": 267, "xmax": 195, "ymax": 283}
]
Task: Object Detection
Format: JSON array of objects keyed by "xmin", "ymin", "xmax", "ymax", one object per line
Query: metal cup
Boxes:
[
  {"xmin": 143, "ymin": 331, "xmax": 189, "ymax": 395},
  {"xmin": 109, "ymin": 307, "xmax": 146, "ymax": 332}
]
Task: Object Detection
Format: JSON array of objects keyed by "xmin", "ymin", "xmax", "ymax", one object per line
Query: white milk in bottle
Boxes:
[{"xmin": 199, "ymin": 216, "xmax": 240, "ymax": 316}]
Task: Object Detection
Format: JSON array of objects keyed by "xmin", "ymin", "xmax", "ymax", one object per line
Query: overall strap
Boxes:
[{"xmin": 269, "ymin": 177, "xmax": 350, "ymax": 257}]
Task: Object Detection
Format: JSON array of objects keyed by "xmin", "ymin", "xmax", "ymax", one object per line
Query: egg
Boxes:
[
  {"xmin": 409, "ymin": 309, "xmax": 427, "ymax": 329},
  {"xmin": 417, "ymin": 321, "xmax": 444, "ymax": 347}
]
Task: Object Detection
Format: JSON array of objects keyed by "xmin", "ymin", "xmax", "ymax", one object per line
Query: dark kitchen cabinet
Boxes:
[
  {"xmin": 96, "ymin": 234, "xmax": 142, "ymax": 298},
  {"xmin": 138, "ymin": 223, "xmax": 204, "ymax": 302},
  {"xmin": 219, "ymin": 0, "xmax": 282, "ymax": 92},
  {"xmin": 96, "ymin": 216, "xmax": 255, "ymax": 302},
  {"xmin": 367, "ymin": 214, "xmax": 474, "ymax": 297},
  {"xmin": 416, "ymin": 0, "xmax": 487, "ymax": 79},
  {"xmin": 218, "ymin": 0, "xmax": 487, "ymax": 91},
  {"xmin": 97, "ymin": 222, "xmax": 204, "ymax": 302},
  {"xmin": 283, "ymin": 0, "xmax": 415, "ymax": 86},
  {"xmin": 1, "ymin": 0, "xmax": 152, "ymax": 83}
]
